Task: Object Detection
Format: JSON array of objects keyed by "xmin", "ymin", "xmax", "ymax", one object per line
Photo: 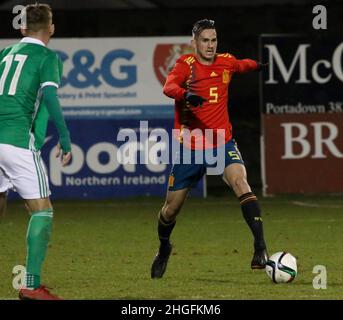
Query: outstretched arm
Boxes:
[
  {"xmin": 234, "ymin": 58, "xmax": 269, "ymax": 73},
  {"xmin": 234, "ymin": 58, "xmax": 259, "ymax": 73}
]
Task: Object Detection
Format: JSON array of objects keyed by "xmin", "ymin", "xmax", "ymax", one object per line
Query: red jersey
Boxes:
[{"xmin": 163, "ymin": 53, "xmax": 258, "ymax": 149}]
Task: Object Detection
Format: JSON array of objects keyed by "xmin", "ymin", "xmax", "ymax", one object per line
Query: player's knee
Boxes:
[
  {"xmin": 26, "ymin": 198, "xmax": 53, "ymax": 213},
  {"xmin": 232, "ymin": 177, "xmax": 250, "ymax": 194},
  {"xmin": 162, "ymin": 203, "xmax": 181, "ymax": 221}
]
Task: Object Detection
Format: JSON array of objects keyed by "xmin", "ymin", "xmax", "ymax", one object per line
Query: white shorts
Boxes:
[
  {"xmin": 0, "ymin": 144, "xmax": 51, "ymax": 199},
  {"xmin": 0, "ymin": 169, "xmax": 13, "ymax": 193}
]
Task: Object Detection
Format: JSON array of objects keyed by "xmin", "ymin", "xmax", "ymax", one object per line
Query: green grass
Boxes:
[{"xmin": 0, "ymin": 194, "xmax": 343, "ymax": 300}]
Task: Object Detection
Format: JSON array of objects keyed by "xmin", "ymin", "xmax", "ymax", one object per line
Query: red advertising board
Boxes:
[{"xmin": 262, "ymin": 114, "xmax": 343, "ymax": 194}]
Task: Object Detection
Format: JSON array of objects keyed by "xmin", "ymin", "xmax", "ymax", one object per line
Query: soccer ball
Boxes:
[{"xmin": 265, "ymin": 252, "xmax": 297, "ymax": 283}]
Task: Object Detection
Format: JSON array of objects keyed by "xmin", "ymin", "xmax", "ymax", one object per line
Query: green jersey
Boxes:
[
  {"xmin": 0, "ymin": 37, "xmax": 62, "ymax": 151},
  {"xmin": 32, "ymin": 103, "xmax": 49, "ymax": 150}
]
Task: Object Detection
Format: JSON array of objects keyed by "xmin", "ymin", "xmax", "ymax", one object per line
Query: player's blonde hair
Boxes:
[{"xmin": 23, "ymin": 3, "xmax": 52, "ymax": 32}]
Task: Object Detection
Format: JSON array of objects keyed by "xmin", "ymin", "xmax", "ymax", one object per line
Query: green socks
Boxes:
[{"xmin": 25, "ymin": 209, "xmax": 53, "ymax": 289}]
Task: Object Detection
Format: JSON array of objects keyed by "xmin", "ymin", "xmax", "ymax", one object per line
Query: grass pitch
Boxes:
[{"xmin": 0, "ymin": 194, "xmax": 342, "ymax": 300}]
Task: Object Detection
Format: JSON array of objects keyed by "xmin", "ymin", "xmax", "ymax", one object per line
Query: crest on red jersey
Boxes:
[
  {"xmin": 222, "ymin": 69, "xmax": 231, "ymax": 84},
  {"xmin": 153, "ymin": 44, "xmax": 193, "ymax": 86}
]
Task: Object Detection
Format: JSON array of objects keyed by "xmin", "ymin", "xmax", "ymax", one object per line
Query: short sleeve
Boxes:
[{"xmin": 39, "ymin": 52, "xmax": 62, "ymax": 88}]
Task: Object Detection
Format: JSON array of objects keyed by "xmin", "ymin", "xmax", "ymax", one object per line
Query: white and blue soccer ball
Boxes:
[{"xmin": 265, "ymin": 252, "xmax": 297, "ymax": 283}]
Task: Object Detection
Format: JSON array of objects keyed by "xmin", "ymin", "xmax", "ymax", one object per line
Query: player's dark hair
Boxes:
[
  {"xmin": 23, "ymin": 3, "xmax": 52, "ymax": 32},
  {"xmin": 192, "ymin": 19, "xmax": 215, "ymax": 39}
]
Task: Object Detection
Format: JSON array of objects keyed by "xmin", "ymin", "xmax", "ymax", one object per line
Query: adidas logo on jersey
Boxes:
[{"xmin": 210, "ymin": 72, "xmax": 218, "ymax": 77}]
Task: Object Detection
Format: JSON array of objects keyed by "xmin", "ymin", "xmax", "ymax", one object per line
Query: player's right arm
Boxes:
[{"xmin": 163, "ymin": 58, "xmax": 190, "ymax": 101}]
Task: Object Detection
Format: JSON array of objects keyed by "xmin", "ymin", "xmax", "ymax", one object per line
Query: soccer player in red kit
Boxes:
[{"xmin": 151, "ymin": 19, "xmax": 269, "ymax": 279}]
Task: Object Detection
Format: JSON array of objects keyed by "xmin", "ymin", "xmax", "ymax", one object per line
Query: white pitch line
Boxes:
[{"xmin": 292, "ymin": 201, "xmax": 343, "ymax": 209}]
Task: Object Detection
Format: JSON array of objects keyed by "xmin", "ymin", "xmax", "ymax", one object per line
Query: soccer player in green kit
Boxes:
[
  {"xmin": 0, "ymin": 3, "xmax": 71, "ymax": 300},
  {"xmin": 0, "ymin": 104, "xmax": 50, "ymax": 218}
]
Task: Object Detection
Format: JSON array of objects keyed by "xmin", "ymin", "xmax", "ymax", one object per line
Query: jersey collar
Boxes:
[{"xmin": 20, "ymin": 37, "xmax": 46, "ymax": 47}]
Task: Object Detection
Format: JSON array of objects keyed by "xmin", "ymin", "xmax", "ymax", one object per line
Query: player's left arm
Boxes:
[
  {"xmin": 231, "ymin": 55, "xmax": 268, "ymax": 73},
  {"xmin": 40, "ymin": 53, "xmax": 72, "ymax": 165},
  {"xmin": 41, "ymin": 85, "xmax": 71, "ymax": 153},
  {"xmin": 233, "ymin": 57, "xmax": 259, "ymax": 73}
]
